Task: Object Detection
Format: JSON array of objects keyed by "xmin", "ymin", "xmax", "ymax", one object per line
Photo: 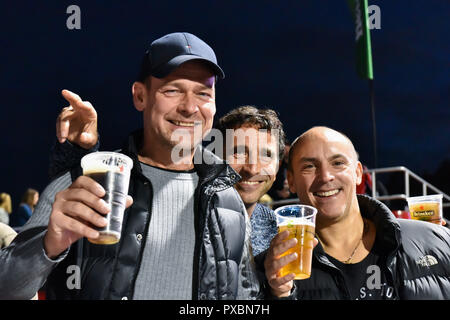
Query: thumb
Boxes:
[
  {"xmin": 313, "ymin": 237, "xmax": 319, "ymax": 248},
  {"xmin": 125, "ymin": 195, "xmax": 133, "ymax": 208}
]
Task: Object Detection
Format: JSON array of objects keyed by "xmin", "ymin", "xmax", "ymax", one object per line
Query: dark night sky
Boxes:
[{"xmin": 1, "ymin": 1, "xmax": 449, "ymax": 209}]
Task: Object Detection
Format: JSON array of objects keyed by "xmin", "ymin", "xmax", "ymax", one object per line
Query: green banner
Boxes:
[{"xmin": 347, "ymin": 0, "xmax": 374, "ymax": 80}]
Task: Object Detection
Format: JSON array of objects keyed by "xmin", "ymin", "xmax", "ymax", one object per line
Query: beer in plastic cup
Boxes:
[
  {"xmin": 407, "ymin": 194, "xmax": 443, "ymax": 225},
  {"xmin": 275, "ymin": 204, "xmax": 317, "ymax": 280},
  {"xmin": 81, "ymin": 152, "xmax": 133, "ymax": 244}
]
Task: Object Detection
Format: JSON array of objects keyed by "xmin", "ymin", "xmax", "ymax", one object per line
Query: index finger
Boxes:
[
  {"xmin": 61, "ymin": 89, "xmax": 83, "ymax": 107},
  {"xmin": 269, "ymin": 231, "xmax": 297, "ymax": 258},
  {"xmin": 270, "ymin": 230, "xmax": 290, "ymax": 247},
  {"xmin": 70, "ymin": 175, "xmax": 106, "ymax": 198}
]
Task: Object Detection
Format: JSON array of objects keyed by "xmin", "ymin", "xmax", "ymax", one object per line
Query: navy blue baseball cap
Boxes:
[{"xmin": 137, "ymin": 32, "xmax": 225, "ymax": 81}]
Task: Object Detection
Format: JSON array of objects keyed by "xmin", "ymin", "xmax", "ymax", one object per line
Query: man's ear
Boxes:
[
  {"xmin": 132, "ymin": 81, "xmax": 147, "ymax": 111},
  {"xmin": 287, "ymin": 169, "xmax": 296, "ymax": 194},
  {"xmin": 356, "ymin": 161, "xmax": 363, "ymax": 186}
]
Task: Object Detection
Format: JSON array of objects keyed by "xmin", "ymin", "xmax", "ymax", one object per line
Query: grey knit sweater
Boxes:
[{"xmin": 250, "ymin": 203, "xmax": 277, "ymax": 256}]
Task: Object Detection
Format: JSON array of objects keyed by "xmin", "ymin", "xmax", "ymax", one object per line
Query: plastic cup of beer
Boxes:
[
  {"xmin": 275, "ymin": 204, "xmax": 317, "ymax": 280},
  {"xmin": 81, "ymin": 152, "xmax": 133, "ymax": 245},
  {"xmin": 406, "ymin": 194, "xmax": 443, "ymax": 225}
]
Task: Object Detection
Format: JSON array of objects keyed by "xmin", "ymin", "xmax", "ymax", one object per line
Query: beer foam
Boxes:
[
  {"xmin": 81, "ymin": 152, "xmax": 133, "ymax": 175},
  {"xmin": 277, "ymin": 218, "xmax": 315, "ymax": 227},
  {"xmin": 83, "ymin": 166, "xmax": 121, "ymax": 175},
  {"xmin": 82, "ymin": 161, "xmax": 130, "ymax": 175}
]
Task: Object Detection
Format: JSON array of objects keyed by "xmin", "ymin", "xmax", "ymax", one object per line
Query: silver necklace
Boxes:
[
  {"xmin": 343, "ymin": 220, "xmax": 368, "ymax": 264},
  {"xmin": 316, "ymin": 220, "xmax": 369, "ymax": 264}
]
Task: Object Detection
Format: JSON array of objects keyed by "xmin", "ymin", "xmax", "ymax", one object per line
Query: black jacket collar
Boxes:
[{"xmin": 357, "ymin": 194, "xmax": 401, "ymax": 254}]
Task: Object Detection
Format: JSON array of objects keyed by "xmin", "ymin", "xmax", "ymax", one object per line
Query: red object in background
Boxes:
[
  {"xmin": 38, "ymin": 290, "xmax": 46, "ymax": 300},
  {"xmin": 392, "ymin": 210, "xmax": 411, "ymax": 219},
  {"xmin": 357, "ymin": 166, "xmax": 373, "ymax": 195}
]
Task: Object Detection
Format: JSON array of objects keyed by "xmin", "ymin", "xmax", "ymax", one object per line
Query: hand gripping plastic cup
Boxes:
[
  {"xmin": 275, "ymin": 204, "xmax": 317, "ymax": 280},
  {"xmin": 81, "ymin": 152, "xmax": 133, "ymax": 244},
  {"xmin": 406, "ymin": 194, "xmax": 443, "ymax": 225}
]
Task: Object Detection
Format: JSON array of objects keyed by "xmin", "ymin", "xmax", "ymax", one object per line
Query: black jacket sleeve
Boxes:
[{"xmin": 48, "ymin": 138, "xmax": 100, "ymax": 180}]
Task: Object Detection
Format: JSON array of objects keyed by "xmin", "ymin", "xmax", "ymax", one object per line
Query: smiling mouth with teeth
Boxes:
[
  {"xmin": 314, "ymin": 189, "xmax": 341, "ymax": 197},
  {"xmin": 240, "ymin": 181, "xmax": 262, "ymax": 185},
  {"xmin": 170, "ymin": 120, "xmax": 198, "ymax": 127}
]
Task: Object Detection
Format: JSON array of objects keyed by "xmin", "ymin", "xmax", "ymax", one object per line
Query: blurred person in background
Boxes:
[
  {"xmin": 267, "ymin": 141, "xmax": 297, "ymax": 207},
  {"xmin": 0, "ymin": 193, "xmax": 12, "ymax": 225},
  {"xmin": 9, "ymin": 188, "xmax": 39, "ymax": 230}
]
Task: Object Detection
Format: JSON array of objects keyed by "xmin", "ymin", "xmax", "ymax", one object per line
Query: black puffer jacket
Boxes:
[
  {"xmin": 290, "ymin": 195, "xmax": 450, "ymax": 300},
  {"xmin": 46, "ymin": 131, "xmax": 248, "ymax": 300}
]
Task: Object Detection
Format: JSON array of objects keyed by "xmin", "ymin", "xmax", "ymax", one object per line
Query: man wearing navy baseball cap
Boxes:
[
  {"xmin": 0, "ymin": 32, "xmax": 261, "ymax": 300},
  {"xmin": 137, "ymin": 32, "xmax": 225, "ymax": 81}
]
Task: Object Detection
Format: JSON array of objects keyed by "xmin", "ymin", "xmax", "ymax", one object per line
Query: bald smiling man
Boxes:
[{"xmin": 263, "ymin": 126, "xmax": 450, "ymax": 300}]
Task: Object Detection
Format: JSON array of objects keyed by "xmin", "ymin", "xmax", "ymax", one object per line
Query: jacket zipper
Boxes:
[
  {"xmin": 192, "ymin": 183, "xmax": 215, "ymax": 300},
  {"xmin": 385, "ymin": 251, "xmax": 400, "ymax": 299},
  {"xmin": 191, "ymin": 182, "xmax": 204, "ymax": 300},
  {"xmin": 192, "ymin": 179, "xmax": 231, "ymax": 300}
]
